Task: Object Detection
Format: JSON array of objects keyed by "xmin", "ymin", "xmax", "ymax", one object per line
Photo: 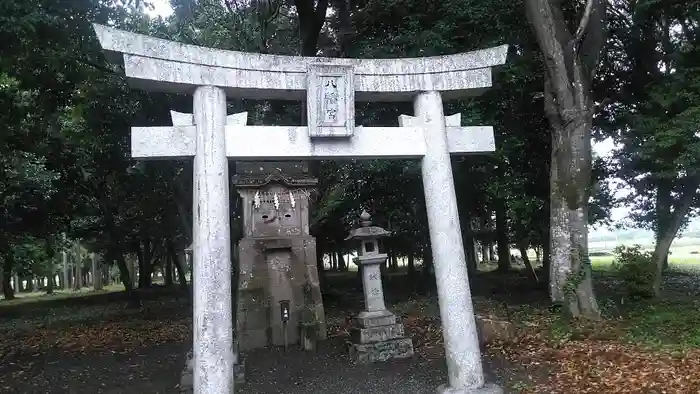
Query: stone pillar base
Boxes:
[
  {"xmin": 347, "ymin": 311, "xmax": 414, "ymax": 364},
  {"xmin": 436, "ymin": 383, "xmax": 504, "ymax": 394},
  {"xmin": 179, "ymin": 350, "xmax": 246, "ymax": 393}
]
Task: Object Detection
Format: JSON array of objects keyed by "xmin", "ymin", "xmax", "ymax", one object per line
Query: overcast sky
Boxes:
[{"xmin": 145, "ymin": 0, "xmax": 173, "ymax": 17}]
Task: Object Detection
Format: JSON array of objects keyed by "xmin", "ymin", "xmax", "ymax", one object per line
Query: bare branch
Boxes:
[{"xmin": 575, "ymin": 0, "xmax": 595, "ymax": 45}]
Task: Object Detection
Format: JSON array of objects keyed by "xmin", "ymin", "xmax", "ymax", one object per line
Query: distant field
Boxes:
[
  {"xmin": 589, "ymin": 237, "xmax": 700, "ymax": 253},
  {"xmin": 587, "ymin": 237, "xmax": 700, "ymax": 268},
  {"xmin": 590, "ymin": 255, "xmax": 700, "ymax": 269}
]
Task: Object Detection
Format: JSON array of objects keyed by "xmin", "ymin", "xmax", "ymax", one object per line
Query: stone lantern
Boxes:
[{"xmin": 345, "ymin": 211, "xmax": 414, "ymax": 363}]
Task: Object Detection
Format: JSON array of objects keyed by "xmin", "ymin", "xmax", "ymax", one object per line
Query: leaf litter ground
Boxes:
[{"xmin": 0, "ymin": 269, "xmax": 698, "ymax": 393}]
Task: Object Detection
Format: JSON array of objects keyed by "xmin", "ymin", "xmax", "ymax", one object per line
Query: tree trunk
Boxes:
[
  {"xmin": 294, "ymin": 0, "xmax": 330, "ymax": 56},
  {"xmin": 651, "ymin": 185, "xmax": 697, "ymax": 297},
  {"xmin": 548, "ymin": 143, "xmax": 599, "ymax": 317},
  {"xmin": 422, "ymin": 248, "xmax": 433, "ymax": 278},
  {"xmin": 480, "ymin": 242, "xmax": 488, "ymax": 264},
  {"xmin": 165, "ymin": 253, "xmax": 173, "ymax": 286},
  {"xmin": 166, "ymin": 237, "xmax": 189, "ymax": 294},
  {"xmin": 175, "ymin": 179, "xmax": 193, "ymax": 243},
  {"xmin": 62, "ymin": 251, "xmax": 70, "ymax": 289},
  {"xmin": 316, "ymin": 242, "xmax": 326, "ymax": 288},
  {"xmin": 518, "ymin": 243, "xmax": 539, "ymax": 283},
  {"xmin": 655, "ymin": 179, "xmax": 672, "ymax": 271},
  {"xmin": 92, "ymin": 253, "xmax": 103, "ymax": 290},
  {"xmin": 137, "ymin": 236, "xmax": 154, "ymax": 288},
  {"xmin": 541, "ymin": 209, "xmax": 551, "ymax": 285},
  {"xmin": 337, "ymin": 251, "xmax": 347, "ymax": 271},
  {"xmin": 108, "ymin": 244, "xmax": 140, "ymax": 307},
  {"xmin": 46, "ymin": 275, "xmax": 54, "ymax": 294},
  {"xmin": 462, "ymin": 216, "xmax": 478, "ymax": 275},
  {"xmin": 0, "ymin": 235, "xmax": 14, "ymax": 300},
  {"xmin": 495, "ymin": 197, "xmax": 511, "ymax": 272},
  {"xmin": 44, "ymin": 237, "xmax": 55, "ymax": 295},
  {"xmin": 73, "ymin": 241, "xmax": 82, "ymax": 290},
  {"xmin": 85, "ymin": 169, "xmax": 139, "ymax": 305},
  {"xmin": 331, "ymin": 251, "xmax": 338, "ymax": 271},
  {"xmin": 526, "ymin": 0, "xmax": 606, "ymax": 318},
  {"xmin": 407, "ymin": 253, "xmax": 415, "ymax": 276}
]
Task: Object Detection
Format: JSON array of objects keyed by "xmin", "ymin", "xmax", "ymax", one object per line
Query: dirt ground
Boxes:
[
  {"xmin": 1, "ymin": 268, "xmax": 699, "ymax": 394},
  {"xmin": 0, "ymin": 290, "xmax": 521, "ymax": 394}
]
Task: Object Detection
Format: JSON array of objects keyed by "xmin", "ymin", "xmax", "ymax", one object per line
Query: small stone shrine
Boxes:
[
  {"xmin": 234, "ymin": 162, "xmax": 326, "ymax": 351},
  {"xmin": 345, "ymin": 211, "xmax": 414, "ymax": 363}
]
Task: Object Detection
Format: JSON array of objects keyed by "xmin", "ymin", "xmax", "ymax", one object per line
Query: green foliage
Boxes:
[
  {"xmin": 624, "ymin": 299, "xmax": 700, "ymax": 351},
  {"xmin": 612, "ymin": 245, "xmax": 655, "ymax": 299}
]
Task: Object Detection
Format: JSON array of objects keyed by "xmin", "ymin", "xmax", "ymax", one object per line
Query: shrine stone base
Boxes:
[
  {"xmin": 347, "ymin": 311, "xmax": 414, "ymax": 364},
  {"xmin": 179, "ymin": 349, "xmax": 246, "ymax": 394}
]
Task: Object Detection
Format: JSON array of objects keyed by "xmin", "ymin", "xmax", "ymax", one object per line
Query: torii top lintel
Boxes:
[{"xmin": 93, "ymin": 24, "xmax": 508, "ymax": 102}]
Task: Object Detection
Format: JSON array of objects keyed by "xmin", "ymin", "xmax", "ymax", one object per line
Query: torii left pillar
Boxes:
[{"xmin": 191, "ymin": 86, "xmax": 235, "ymax": 394}]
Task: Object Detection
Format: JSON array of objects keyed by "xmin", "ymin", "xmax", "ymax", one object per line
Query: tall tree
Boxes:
[
  {"xmin": 525, "ymin": 0, "xmax": 607, "ymax": 317},
  {"xmin": 603, "ymin": 1, "xmax": 700, "ymax": 297}
]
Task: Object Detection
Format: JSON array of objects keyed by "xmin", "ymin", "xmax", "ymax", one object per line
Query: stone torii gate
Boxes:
[{"xmin": 93, "ymin": 24, "xmax": 507, "ymax": 394}]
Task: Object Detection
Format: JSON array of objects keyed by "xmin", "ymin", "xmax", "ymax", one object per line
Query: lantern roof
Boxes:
[{"xmin": 345, "ymin": 211, "xmax": 392, "ymax": 241}]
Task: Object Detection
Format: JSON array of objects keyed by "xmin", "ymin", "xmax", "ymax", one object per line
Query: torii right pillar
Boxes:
[{"xmin": 413, "ymin": 91, "xmax": 502, "ymax": 394}]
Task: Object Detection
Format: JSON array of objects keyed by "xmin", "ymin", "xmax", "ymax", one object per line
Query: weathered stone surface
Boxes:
[
  {"xmin": 307, "ymin": 63, "xmax": 355, "ymax": 137},
  {"xmin": 133, "ymin": 108, "xmax": 495, "ymax": 161},
  {"xmin": 237, "ymin": 328, "xmax": 268, "ymax": 350},
  {"xmin": 348, "ymin": 337, "xmax": 414, "ymax": 364},
  {"xmin": 407, "ymin": 92, "xmax": 490, "ymax": 391},
  {"xmin": 191, "ymin": 86, "xmax": 235, "ymax": 394},
  {"xmin": 179, "ymin": 351, "xmax": 246, "ymax": 394},
  {"xmin": 237, "ymin": 308, "xmax": 269, "ymax": 330},
  {"xmin": 354, "ymin": 313, "xmax": 397, "ymax": 328},
  {"xmin": 351, "ymin": 323, "xmax": 404, "ymax": 344},
  {"xmin": 132, "ymin": 123, "xmax": 497, "ymax": 159},
  {"xmin": 235, "ymin": 176, "xmax": 325, "ymax": 351},
  {"xmin": 92, "ymin": 24, "xmax": 507, "ymax": 101},
  {"xmin": 235, "ymin": 161, "xmax": 310, "ymax": 177},
  {"xmin": 355, "ymin": 254, "xmax": 389, "ymax": 313}
]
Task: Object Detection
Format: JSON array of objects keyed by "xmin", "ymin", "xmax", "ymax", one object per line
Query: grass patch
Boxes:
[
  {"xmin": 543, "ymin": 297, "xmax": 700, "ymax": 352},
  {"xmin": 0, "ymin": 284, "xmax": 125, "ymax": 308},
  {"xmin": 623, "ymin": 299, "xmax": 700, "ymax": 350}
]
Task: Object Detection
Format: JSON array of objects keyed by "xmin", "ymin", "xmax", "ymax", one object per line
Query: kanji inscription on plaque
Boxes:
[
  {"xmin": 322, "ymin": 77, "xmax": 340, "ymax": 123},
  {"xmin": 306, "ymin": 64, "xmax": 354, "ymax": 138}
]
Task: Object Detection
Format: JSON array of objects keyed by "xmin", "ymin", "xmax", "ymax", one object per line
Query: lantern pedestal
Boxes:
[{"xmin": 347, "ymin": 251, "xmax": 414, "ymax": 364}]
